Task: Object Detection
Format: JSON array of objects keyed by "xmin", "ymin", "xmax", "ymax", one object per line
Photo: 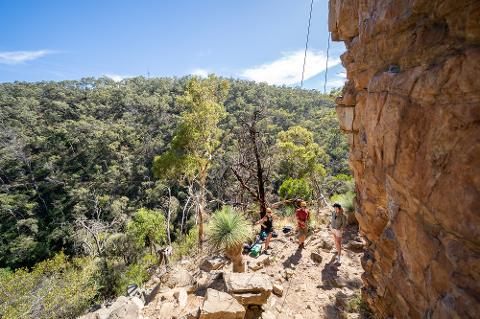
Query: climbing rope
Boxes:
[
  {"xmin": 300, "ymin": 0, "xmax": 314, "ymax": 88},
  {"xmin": 324, "ymin": 32, "xmax": 331, "ymax": 94}
]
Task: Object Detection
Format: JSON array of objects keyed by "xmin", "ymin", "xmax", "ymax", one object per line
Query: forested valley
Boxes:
[{"xmin": 0, "ymin": 76, "xmax": 353, "ymax": 317}]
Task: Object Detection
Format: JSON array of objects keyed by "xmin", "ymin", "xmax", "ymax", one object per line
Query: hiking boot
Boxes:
[
  {"xmin": 335, "ymin": 255, "xmax": 341, "ymax": 263},
  {"xmin": 263, "ymin": 250, "xmax": 270, "ymax": 255}
]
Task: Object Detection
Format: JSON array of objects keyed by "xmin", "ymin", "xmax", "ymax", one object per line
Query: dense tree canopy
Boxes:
[{"xmin": 0, "ymin": 76, "xmax": 349, "ymax": 271}]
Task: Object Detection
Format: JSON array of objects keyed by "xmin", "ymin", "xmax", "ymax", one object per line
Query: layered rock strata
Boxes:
[{"xmin": 329, "ymin": 1, "xmax": 480, "ymax": 318}]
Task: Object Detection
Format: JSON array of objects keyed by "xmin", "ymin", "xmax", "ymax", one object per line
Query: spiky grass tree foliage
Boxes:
[{"xmin": 208, "ymin": 206, "xmax": 252, "ymax": 272}]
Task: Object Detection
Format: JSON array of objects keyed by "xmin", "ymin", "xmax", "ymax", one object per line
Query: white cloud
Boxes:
[
  {"xmin": 0, "ymin": 50, "xmax": 53, "ymax": 64},
  {"xmin": 104, "ymin": 73, "xmax": 131, "ymax": 82},
  {"xmin": 191, "ymin": 68, "xmax": 209, "ymax": 78},
  {"xmin": 241, "ymin": 50, "xmax": 341, "ymax": 86},
  {"xmin": 327, "ymin": 71, "xmax": 347, "ymax": 88},
  {"xmin": 327, "ymin": 78, "xmax": 347, "ymax": 88}
]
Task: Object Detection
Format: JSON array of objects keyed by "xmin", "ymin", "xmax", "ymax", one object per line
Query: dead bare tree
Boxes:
[
  {"xmin": 230, "ymin": 101, "xmax": 274, "ymax": 218},
  {"xmin": 74, "ymin": 195, "xmax": 121, "ymax": 257}
]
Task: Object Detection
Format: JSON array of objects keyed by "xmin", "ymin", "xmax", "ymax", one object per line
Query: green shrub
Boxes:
[
  {"xmin": 0, "ymin": 252, "xmax": 98, "ymax": 319},
  {"xmin": 278, "ymin": 205, "xmax": 295, "ymax": 217},
  {"xmin": 278, "ymin": 178, "xmax": 312, "ymax": 200},
  {"xmin": 113, "ymin": 254, "xmax": 156, "ymax": 295},
  {"xmin": 345, "ymin": 292, "xmax": 372, "ymax": 317},
  {"xmin": 172, "ymin": 226, "xmax": 199, "ymax": 261},
  {"xmin": 324, "ymin": 174, "xmax": 355, "ymax": 196},
  {"xmin": 127, "ymin": 208, "xmax": 167, "ymax": 251},
  {"xmin": 330, "ymin": 191, "xmax": 355, "ymax": 212}
]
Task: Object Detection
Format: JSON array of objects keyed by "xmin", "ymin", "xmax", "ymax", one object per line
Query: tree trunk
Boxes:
[
  {"xmin": 180, "ymin": 196, "xmax": 191, "ymax": 235},
  {"xmin": 250, "ymin": 125, "xmax": 267, "ymax": 218},
  {"xmin": 198, "ymin": 204, "xmax": 204, "ymax": 249},
  {"xmin": 227, "ymin": 245, "xmax": 245, "ymax": 273},
  {"xmin": 166, "ymin": 187, "xmax": 172, "ymax": 245},
  {"xmin": 197, "ymin": 169, "xmax": 208, "ymax": 249}
]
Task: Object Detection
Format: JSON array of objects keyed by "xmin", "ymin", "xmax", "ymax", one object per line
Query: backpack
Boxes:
[
  {"xmin": 259, "ymin": 231, "xmax": 267, "ymax": 240},
  {"xmin": 249, "ymin": 243, "xmax": 262, "ymax": 257}
]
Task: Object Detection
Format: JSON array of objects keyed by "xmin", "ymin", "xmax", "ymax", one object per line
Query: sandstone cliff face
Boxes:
[{"xmin": 329, "ymin": 1, "xmax": 480, "ymax": 318}]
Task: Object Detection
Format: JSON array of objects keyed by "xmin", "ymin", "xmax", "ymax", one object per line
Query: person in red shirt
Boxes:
[{"xmin": 295, "ymin": 201, "xmax": 309, "ymax": 249}]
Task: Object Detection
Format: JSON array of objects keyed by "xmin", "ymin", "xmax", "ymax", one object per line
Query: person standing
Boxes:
[
  {"xmin": 331, "ymin": 203, "xmax": 347, "ymax": 263},
  {"xmin": 255, "ymin": 207, "xmax": 274, "ymax": 254},
  {"xmin": 295, "ymin": 201, "xmax": 309, "ymax": 249}
]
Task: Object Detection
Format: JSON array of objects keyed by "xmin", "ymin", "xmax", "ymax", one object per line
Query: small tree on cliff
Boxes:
[
  {"xmin": 207, "ymin": 206, "xmax": 251, "ymax": 273},
  {"xmin": 153, "ymin": 75, "xmax": 229, "ymax": 249}
]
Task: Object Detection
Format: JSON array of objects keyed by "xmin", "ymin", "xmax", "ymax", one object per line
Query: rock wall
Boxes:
[{"xmin": 329, "ymin": 1, "xmax": 480, "ymax": 318}]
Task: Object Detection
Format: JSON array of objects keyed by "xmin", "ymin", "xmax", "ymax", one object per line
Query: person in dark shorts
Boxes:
[
  {"xmin": 255, "ymin": 207, "xmax": 274, "ymax": 254},
  {"xmin": 295, "ymin": 201, "xmax": 310, "ymax": 249}
]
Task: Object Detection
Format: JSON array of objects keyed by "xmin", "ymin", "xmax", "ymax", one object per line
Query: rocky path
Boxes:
[
  {"xmin": 140, "ymin": 219, "xmax": 366, "ymax": 319},
  {"xmin": 253, "ymin": 225, "xmax": 365, "ymax": 319}
]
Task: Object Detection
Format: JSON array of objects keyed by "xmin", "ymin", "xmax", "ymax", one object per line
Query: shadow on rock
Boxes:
[
  {"xmin": 323, "ymin": 303, "xmax": 341, "ymax": 319},
  {"xmin": 194, "ymin": 272, "xmax": 226, "ymax": 297},
  {"xmin": 318, "ymin": 255, "xmax": 340, "ymax": 290},
  {"xmin": 281, "ymin": 247, "xmax": 303, "ymax": 269}
]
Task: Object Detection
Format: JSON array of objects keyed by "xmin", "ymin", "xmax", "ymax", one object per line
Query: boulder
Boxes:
[
  {"xmin": 78, "ymin": 296, "xmax": 140, "ymax": 319},
  {"xmin": 200, "ymin": 256, "xmax": 226, "ymax": 272},
  {"xmin": 244, "ymin": 305, "xmax": 263, "ymax": 319},
  {"xmin": 320, "ymin": 239, "xmax": 333, "ymax": 251},
  {"xmin": 107, "ymin": 297, "xmax": 144, "ymax": 319},
  {"xmin": 284, "ymin": 269, "xmax": 295, "ymax": 280},
  {"xmin": 346, "ymin": 240, "xmax": 364, "ymax": 252},
  {"xmin": 248, "ymin": 254, "xmax": 271, "ymax": 271},
  {"xmin": 224, "ymin": 272, "xmax": 273, "ymax": 306},
  {"xmin": 91, "ymin": 308, "xmax": 111, "ymax": 319},
  {"xmin": 199, "ymin": 288, "xmax": 245, "ymax": 319},
  {"xmin": 231, "ymin": 292, "xmax": 269, "ymax": 305},
  {"xmin": 156, "ymin": 301, "xmax": 176, "ymax": 319},
  {"xmin": 346, "ymin": 211, "xmax": 357, "ymax": 225},
  {"xmin": 163, "ymin": 267, "xmax": 195, "ymax": 289},
  {"xmin": 176, "ymin": 295, "xmax": 204, "ymax": 319},
  {"xmin": 272, "ymin": 283, "xmax": 284, "ymax": 297},
  {"xmin": 310, "ymin": 252, "xmax": 323, "ymax": 264},
  {"xmin": 224, "ymin": 273, "xmax": 273, "ymax": 294},
  {"xmin": 249, "ymin": 262, "xmax": 264, "ymax": 271},
  {"xmin": 261, "ymin": 311, "xmax": 277, "ymax": 319},
  {"xmin": 174, "ymin": 288, "xmax": 188, "ymax": 308}
]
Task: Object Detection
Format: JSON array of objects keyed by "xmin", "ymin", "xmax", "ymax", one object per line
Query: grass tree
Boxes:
[{"xmin": 208, "ymin": 206, "xmax": 252, "ymax": 273}]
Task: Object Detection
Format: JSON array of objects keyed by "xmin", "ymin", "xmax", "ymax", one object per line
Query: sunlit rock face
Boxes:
[{"xmin": 329, "ymin": 1, "xmax": 480, "ymax": 318}]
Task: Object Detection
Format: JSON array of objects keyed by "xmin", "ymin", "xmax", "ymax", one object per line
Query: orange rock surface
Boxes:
[{"xmin": 329, "ymin": 1, "xmax": 480, "ymax": 318}]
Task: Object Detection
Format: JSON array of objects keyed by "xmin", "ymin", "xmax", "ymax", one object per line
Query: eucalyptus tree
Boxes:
[{"xmin": 153, "ymin": 75, "xmax": 229, "ymax": 248}]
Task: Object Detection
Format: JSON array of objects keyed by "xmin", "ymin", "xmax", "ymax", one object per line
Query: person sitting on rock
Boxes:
[
  {"xmin": 295, "ymin": 201, "xmax": 310, "ymax": 249},
  {"xmin": 332, "ymin": 203, "xmax": 347, "ymax": 263},
  {"xmin": 255, "ymin": 207, "xmax": 274, "ymax": 255}
]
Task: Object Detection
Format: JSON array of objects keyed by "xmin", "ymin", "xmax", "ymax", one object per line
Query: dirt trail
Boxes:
[
  {"xmin": 143, "ymin": 213, "xmax": 366, "ymax": 319},
  {"xmin": 253, "ymin": 223, "xmax": 365, "ymax": 318}
]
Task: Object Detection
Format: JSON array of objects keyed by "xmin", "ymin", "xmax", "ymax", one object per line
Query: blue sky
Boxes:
[{"xmin": 0, "ymin": 0, "xmax": 346, "ymax": 91}]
